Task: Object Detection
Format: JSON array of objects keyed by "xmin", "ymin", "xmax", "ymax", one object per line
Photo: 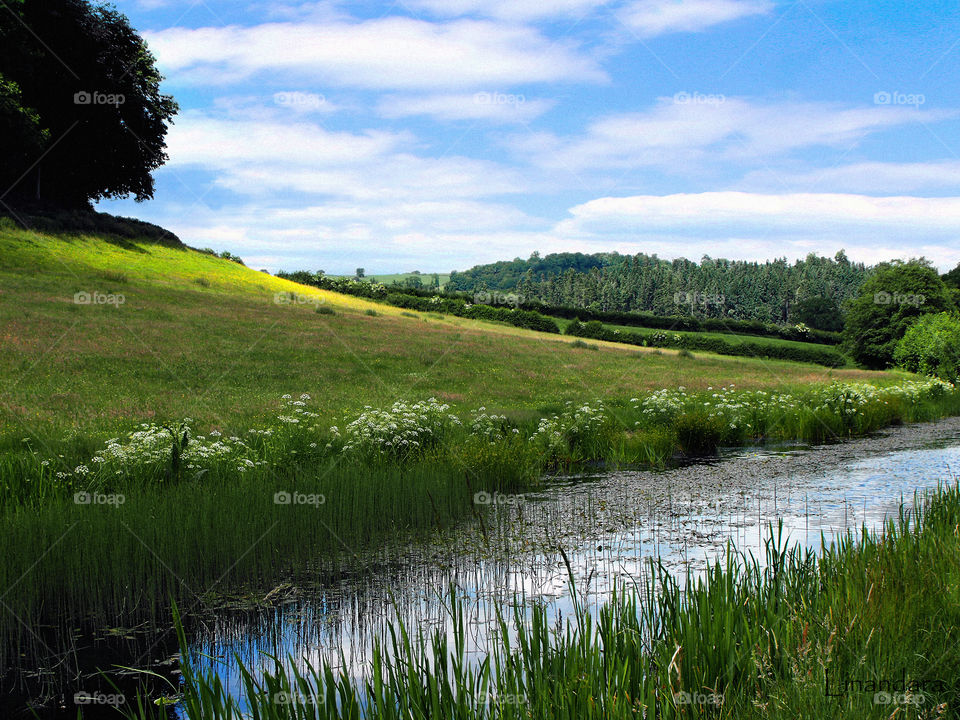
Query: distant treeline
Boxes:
[
  {"xmin": 275, "ymin": 269, "xmax": 844, "ymax": 365},
  {"xmin": 277, "ymin": 270, "xmax": 842, "ymax": 345},
  {"xmin": 445, "ymin": 251, "xmax": 872, "ymax": 328}
]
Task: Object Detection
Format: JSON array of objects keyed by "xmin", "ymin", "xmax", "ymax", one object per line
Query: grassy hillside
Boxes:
[{"xmin": 0, "ymin": 219, "xmax": 882, "ymax": 445}]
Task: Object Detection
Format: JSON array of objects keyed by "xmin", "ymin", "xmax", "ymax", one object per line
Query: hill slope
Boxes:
[{"xmin": 0, "ymin": 220, "xmax": 886, "ymax": 443}]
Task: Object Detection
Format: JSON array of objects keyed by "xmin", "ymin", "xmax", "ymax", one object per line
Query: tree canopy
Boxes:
[
  {"xmin": 448, "ymin": 251, "xmax": 869, "ymax": 324},
  {"xmin": 0, "ymin": 0, "xmax": 177, "ymax": 207},
  {"xmin": 842, "ymin": 259, "xmax": 954, "ymax": 369}
]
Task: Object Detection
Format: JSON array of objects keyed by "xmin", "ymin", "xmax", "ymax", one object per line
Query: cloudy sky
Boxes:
[{"xmin": 102, "ymin": 0, "xmax": 960, "ymax": 273}]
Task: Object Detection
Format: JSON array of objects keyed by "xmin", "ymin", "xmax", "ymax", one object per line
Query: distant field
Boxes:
[
  {"xmin": 327, "ymin": 271, "xmax": 451, "ymax": 288},
  {"xmin": 0, "ymin": 222, "xmax": 888, "ymax": 446},
  {"xmin": 554, "ymin": 317, "xmax": 844, "ymax": 354}
]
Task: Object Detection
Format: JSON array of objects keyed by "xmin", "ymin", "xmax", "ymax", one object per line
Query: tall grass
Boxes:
[
  {"xmin": 3, "ymin": 379, "xmax": 959, "ymax": 700},
  {"xmin": 126, "ymin": 483, "xmax": 960, "ymax": 719},
  {"xmin": 0, "ymin": 444, "xmax": 542, "ymax": 688}
]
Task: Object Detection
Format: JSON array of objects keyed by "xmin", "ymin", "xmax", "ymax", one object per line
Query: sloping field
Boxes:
[{"xmin": 0, "ymin": 220, "xmax": 886, "ymax": 443}]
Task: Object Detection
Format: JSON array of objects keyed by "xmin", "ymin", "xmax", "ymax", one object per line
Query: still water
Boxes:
[{"xmin": 186, "ymin": 417, "xmax": 960, "ymax": 711}]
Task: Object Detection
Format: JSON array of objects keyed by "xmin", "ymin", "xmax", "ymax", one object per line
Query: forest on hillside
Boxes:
[{"xmin": 446, "ymin": 251, "xmax": 872, "ymax": 327}]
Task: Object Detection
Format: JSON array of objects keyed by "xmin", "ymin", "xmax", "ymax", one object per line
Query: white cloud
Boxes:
[
  {"xmin": 403, "ymin": 0, "xmax": 607, "ymax": 22},
  {"xmin": 378, "ymin": 92, "xmax": 554, "ymax": 123},
  {"xmin": 164, "ymin": 112, "xmax": 407, "ymax": 168},
  {"xmin": 162, "ymin": 110, "xmax": 536, "ymax": 201},
  {"xmin": 741, "ymin": 160, "xmax": 960, "ymax": 194},
  {"xmin": 617, "ymin": 0, "xmax": 773, "ymax": 37},
  {"xmin": 145, "ymin": 18, "xmax": 606, "ymax": 89},
  {"xmin": 552, "ymin": 191, "xmax": 960, "ymax": 269},
  {"xmin": 514, "ymin": 97, "xmax": 957, "ymax": 170}
]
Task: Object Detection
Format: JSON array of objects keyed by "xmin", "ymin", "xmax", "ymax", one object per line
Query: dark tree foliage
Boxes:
[
  {"xmin": 0, "ymin": 0, "xmax": 177, "ymax": 207},
  {"xmin": 843, "ymin": 259, "xmax": 953, "ymax": 369},
  {"xmin": 447, "ymin": 251, "xmax": 870, "ymax": 324},
  {"xmin": 447, "ymin": 252, "xmax": 609, "ymax": 292},
  {"xmin": 0, "ymin": 76, "xmax": 48, "ymax": 191},
  {"xmin": 790, "ymin": 296, "xmax": 843, "ymax": 332},
  {"xmin": 944, "ymin": 262, "xmax": 960, "ymax": 289}
]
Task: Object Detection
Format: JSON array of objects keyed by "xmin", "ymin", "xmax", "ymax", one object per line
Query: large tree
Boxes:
[
  {"xmin": 0, "ymin": 0, "xmax": 177, "ymax": 207},
  {"xmin": 843, "ymin": 259, "xmax": 953, "ymax": 369}
]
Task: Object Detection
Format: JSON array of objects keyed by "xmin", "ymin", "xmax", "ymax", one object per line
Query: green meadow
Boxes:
[
  {"xmin": 0, "ymin": 220, "xmax": 883, "ymax": 445},
  {"xmin": 2, "ymin": 221, "xmax": 959, "ymax": 712}
]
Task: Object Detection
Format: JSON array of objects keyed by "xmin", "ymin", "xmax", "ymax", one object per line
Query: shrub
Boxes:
[
  {"xmin": 315, "ymin": 305, "xmax": 335, "ymax": 315},
  {"xmin": 894, "ymin": 312, "xmax": 960, "ymax": 382}
]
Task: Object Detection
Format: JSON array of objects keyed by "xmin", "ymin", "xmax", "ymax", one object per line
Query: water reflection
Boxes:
[{"xmin": 189, "ymin": 426, "xmax": 960, "ymax": 709}]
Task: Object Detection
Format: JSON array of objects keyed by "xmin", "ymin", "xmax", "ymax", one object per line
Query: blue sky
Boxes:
[{"xmin": 101, "ymin": 0, "xmax": 960, "ymax": 273}]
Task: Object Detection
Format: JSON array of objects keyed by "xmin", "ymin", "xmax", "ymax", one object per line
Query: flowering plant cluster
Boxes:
[
  {"xmin": 37, "ymin": 378, "xmax": 956, "ymax": 485},
  {"xmin": 529, "ymin": 401, "xmax": 609, "ymax": 455},
  {"xmin": 331, "ymin": 398, "xmax": 461, "ymax": 461}
]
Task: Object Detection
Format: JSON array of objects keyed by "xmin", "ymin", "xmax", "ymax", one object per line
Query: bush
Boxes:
[
  {"xmin": 315, "ymin": 305, "xmax": 335, "ymax": 315},
  {"xmin": 894, "ymin": 312, "xmax": 960, "ymax": 382}
]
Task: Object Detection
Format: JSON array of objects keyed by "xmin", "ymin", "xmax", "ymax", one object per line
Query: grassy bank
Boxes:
[
  {"xmin": 128, "ymin": 481, "xmax": 960, "ymax": 719},
  {"xmin": 2, "ymin": 379, "xmax": 958, "ymax": 687}
]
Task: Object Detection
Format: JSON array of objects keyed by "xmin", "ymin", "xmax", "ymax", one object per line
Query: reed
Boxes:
[{"xmin": 125, "ymin": 483, "xmax": 960, "ymax": 719}]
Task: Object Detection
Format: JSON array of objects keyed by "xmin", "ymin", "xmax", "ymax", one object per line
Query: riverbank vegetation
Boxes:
[
  {"xmin": 127, "ymin": 480, "xmax": 960, "ymax": 719},
  {"xmin": 2, "ymin": 377, "xmax": 957, "ymax": 686}
]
